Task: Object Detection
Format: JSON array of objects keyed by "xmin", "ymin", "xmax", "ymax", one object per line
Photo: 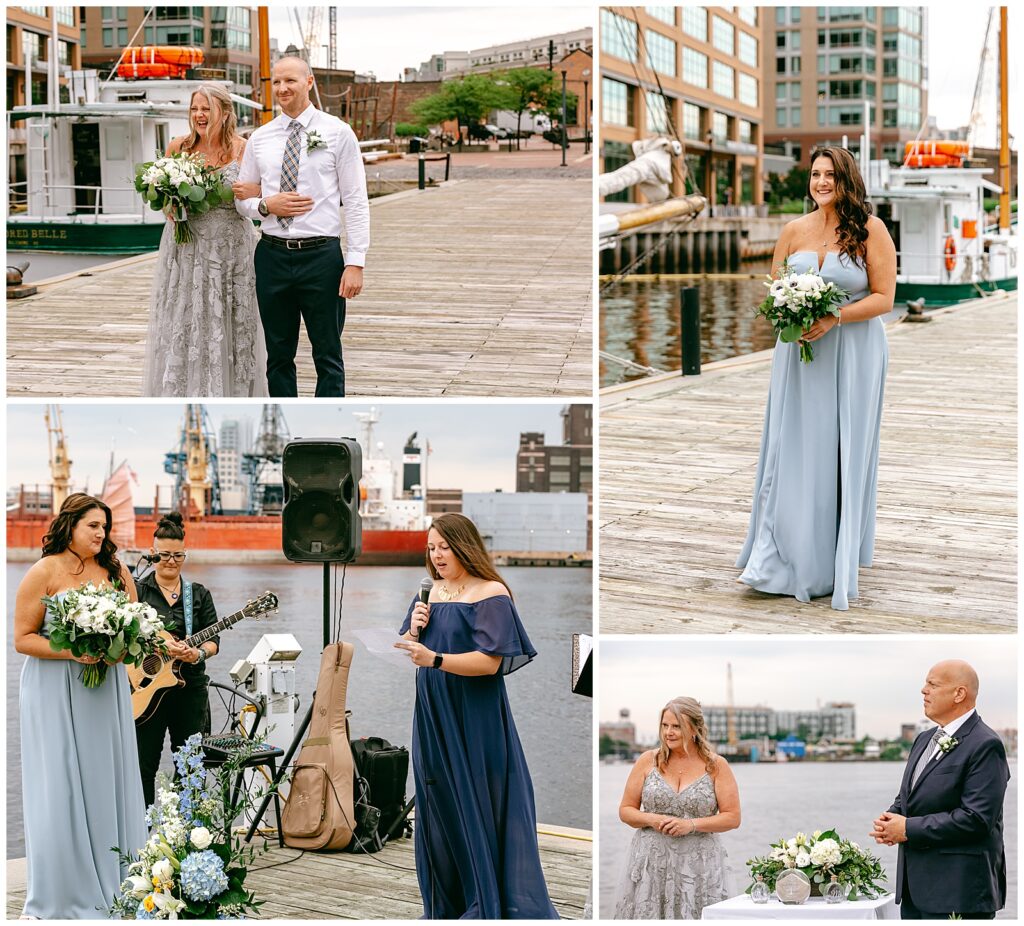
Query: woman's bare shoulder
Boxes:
[{"xmin": 166, "ymin": 136, "xmax": 187, "ymax": 155}]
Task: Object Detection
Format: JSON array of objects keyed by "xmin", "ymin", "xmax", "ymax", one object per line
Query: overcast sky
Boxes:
[
  {"xmin": 600, "ymin": 637, "xmax": 1017, "ymax": 742},
  {"xmin": 269, "ymin": 6, "xmax": 592, "ymax": 81},
  {"xmin": 6, "ymin": 402, "xmax": 573, "ymax": 501}
]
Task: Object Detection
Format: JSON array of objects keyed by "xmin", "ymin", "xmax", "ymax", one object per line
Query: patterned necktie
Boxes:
[
  {"xmin": 278, "ymin": 120, "xmax": 303, "ymax": 229},
  {"xmin": 910, "ymin": 728, "xmax": 946, "ymax": 788}
]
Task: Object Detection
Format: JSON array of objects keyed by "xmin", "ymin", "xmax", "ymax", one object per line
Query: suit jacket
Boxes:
[{"xmin": 888, "ymin": 713, "xmax": 1009, "ymax": 913}]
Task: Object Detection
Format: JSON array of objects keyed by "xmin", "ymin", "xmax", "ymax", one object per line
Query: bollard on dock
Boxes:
[{"xmin": 680, "ymin": 286, "xmax": 701, "ymax": 375}]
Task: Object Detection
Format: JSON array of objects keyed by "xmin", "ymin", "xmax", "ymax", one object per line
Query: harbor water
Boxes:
[
  {"xmin": 11, "ymin": 252, "xmax": 146, "ymax": 285},
  {"xmin": 6, "ymin": 563, "xmax": 593, "ymax": 856},
  {"xmin": 600, "ymin": 260, "xmax": 775, "ymax": 387},
  {"xmin": 599, "ymin": 759, "xmax": 1018, "ymax": 918}
]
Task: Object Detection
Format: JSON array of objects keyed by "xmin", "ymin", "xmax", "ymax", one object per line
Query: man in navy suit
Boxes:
[{"xmin": 872, "ymin": 660, "xmax": 1009, "ymax": 919}]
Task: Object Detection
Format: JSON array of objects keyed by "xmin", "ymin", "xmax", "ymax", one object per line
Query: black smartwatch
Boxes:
[
  {"xmin": 257, "ymin": 199, "xmax": 270, "ymax": 217},
  {"xmin": 432, "ymin": 652, "xmax": 444, "ymax": 669}
]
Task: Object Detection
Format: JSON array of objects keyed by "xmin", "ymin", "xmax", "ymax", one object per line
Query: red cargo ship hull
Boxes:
[{"xmin": 7, "ymin": 514, "xmax": 427, "ymax": 566}]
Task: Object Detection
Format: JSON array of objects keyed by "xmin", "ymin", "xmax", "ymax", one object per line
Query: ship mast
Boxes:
[
  {"xmin": 164, "ymin": 405, "xmax": 222, "ymax": 519},
  {"xmin": 44, "ymin": 404, "xmax": 72, "ymax": 512},
  {"xmin": 257, "ymin": 7, "xmax": 273, "ymax": 126},
  {"xmin": 998, "ymin": 6, "xmax": 1010, "ymax": 232}
]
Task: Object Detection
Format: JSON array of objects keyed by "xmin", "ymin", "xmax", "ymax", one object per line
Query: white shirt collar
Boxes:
[
  {"xmin": 282, "ymin": 103, "xmax": 316, "ymax": 129},
  {"xmin": 940, "ymin": 708, "xmax": 975, "ymax": 738}
]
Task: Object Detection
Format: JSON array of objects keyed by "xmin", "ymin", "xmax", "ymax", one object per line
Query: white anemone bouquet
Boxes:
[
  {"xmin": 755, "ymin": 261, "xmax": 849, "ymax": 363},
  {"xmin": 111, "ymin": 734, "xmax": 268, "ymax": 919},
  {"xmin": 747, "ymin": 828, "xmax": 887, "ymax": 900},
  {"xmin": 133, "ymin": 152, "xmax": 234, "ymax": 245},
  {"xmin": 43, "ymin": 582, "xmax": 166, "ymax": 688}
]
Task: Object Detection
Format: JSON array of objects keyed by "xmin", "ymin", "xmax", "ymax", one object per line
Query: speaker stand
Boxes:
[{"xmin": 323, "ymin": 562, "xmax": 330, "ymax": 649}]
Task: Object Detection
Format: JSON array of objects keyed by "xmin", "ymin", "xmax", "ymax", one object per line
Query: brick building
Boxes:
[{"xmin": 322, "ymin": 76, "xmax": 443, "ymax": 139}]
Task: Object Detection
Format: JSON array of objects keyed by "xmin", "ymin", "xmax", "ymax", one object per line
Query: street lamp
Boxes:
[
  {"xmin": 560, "ymin": 69, "xmax": 568, "ymax": 167},
  {"xmin": 582, "ymin": 67, "xmax": 591, "ymax": 155}
]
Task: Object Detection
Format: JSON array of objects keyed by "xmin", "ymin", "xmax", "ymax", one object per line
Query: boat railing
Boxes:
[
  {"xmin": 893, "ymin": 249, "xmax": 1006, "ymax": 283},
  {"xmin": 8, "ymin": 181, "xmax": 150, "ymax": 219}
]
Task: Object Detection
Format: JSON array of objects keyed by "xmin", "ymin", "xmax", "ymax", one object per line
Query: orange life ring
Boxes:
[{"xmin": 944, "ymin": 235, "xmax": 957, "ymax": 271}]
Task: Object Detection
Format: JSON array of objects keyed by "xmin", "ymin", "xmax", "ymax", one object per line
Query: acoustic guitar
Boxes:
[{"xmin": 128, "ymin": 591, "xmax": 278, "ymax": 722}]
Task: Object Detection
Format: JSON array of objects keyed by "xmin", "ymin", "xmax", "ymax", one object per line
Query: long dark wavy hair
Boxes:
[
  {"xmin": 426, "ymin": 513, "xmax": 512, "ymax": 599},
  {"xmin": 42, "ymin": 493, "xmax": 122, "ymax": 585},
  {"xmin": 656, "ymin": 696, "xmax": 718, "ymax": 777},
  {"xmin": 808, "ymin": 146, "xmax": 872, "ymax": 265}
]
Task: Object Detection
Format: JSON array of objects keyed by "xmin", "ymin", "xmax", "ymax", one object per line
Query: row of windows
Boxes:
[
  {"xmin": 883, "ymin": 7, "xmax": 922, "ymax": 33},
  {"xmin": 20, "ymin": 6, "xmax": 75, "ymax": 26},
  {"xmin": 818, "ymin": 28, "xmax": 877, "ymax": 49},
  {"xmin": 103, "ymin": 24, "xmax": 205, "ymax": 47},
  {"xmin": 820, "ymin": 6, "xmax": 877, "ymax": 23},
  {"xmin": 817, "ymin": 53, "xmax": 876, "ymax": 75}
]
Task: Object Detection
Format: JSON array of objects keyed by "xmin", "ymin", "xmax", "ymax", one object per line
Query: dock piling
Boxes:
[{"xmin": 680, "ymin": 286, "xmax": 701, "ymax": 375}]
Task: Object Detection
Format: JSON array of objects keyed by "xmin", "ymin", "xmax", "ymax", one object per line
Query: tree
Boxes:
[
  {"xmin": 494, "ymin": 67, "xmax": 557, "ymax": 150},
  {"xmin": 410, "ymin": 74, "xmax": 505, "ymax": 150}
]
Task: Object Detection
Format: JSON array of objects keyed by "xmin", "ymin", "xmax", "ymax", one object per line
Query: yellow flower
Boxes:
[
  {"xmin": 152, "ymin": 877, "xmax": 160, "ymax": 887},
  {"xmin": 143, "ymin": 895, "xmax": 156, "ymax": 912}
]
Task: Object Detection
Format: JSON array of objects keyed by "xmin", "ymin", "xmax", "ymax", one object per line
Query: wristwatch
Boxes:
[
  {"xmin": 432, "ymin": 652, "xmax": 444, "ymax": 669},
  {"xmin": 257, "ymin": 199, "xmax": 270, "ymax": 217},
  {"xmin": 195, "ymin": 647, "xmax": 206, "ymax": 665}
]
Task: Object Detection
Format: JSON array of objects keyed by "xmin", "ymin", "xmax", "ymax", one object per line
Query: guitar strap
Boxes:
[{"xmin": 183, "ymin": 580, "xmax": 193, "ymax": 638}]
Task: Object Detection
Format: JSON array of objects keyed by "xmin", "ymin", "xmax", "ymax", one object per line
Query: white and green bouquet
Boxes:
[
  {"xmin": 43, "ymin": 582, "xmax": 166, "ymax": 688},
  {"xmin": 111, "ymin": 734, "xmax": 267, "ymax": 919},
  {"xmin": 746, "ymin": 828, "xmax": 888, "ymax": 900},
  {"xmin": 755, "ymin": 262, "xmax": 849, "ymax": 363},
  {"xmin": 133, "ymin": 152, "xmax": 234, "ymax": 245}
]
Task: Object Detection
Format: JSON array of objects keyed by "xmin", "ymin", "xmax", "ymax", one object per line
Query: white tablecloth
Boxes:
[{"xmin": 702, "ymin": 893, "xmax": 898, "ymax": 920}]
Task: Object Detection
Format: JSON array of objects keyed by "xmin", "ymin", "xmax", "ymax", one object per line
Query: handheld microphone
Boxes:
[{"xmin": 418, "ymin": 576, "xmax": 433, "ymax": 605}]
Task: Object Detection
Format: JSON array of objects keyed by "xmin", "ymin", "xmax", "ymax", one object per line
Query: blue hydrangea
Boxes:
[
  {"xmin": 180, "ymin": 850, "xmax": 229, "ymax": 902},
  {"xmin": 135, "ymin": 900, "xmax": 156, "ymax": 919}
]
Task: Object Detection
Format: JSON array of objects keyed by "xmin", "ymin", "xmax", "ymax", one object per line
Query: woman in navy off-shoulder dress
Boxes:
[
  {"xmin": 396, "ymin": 513, "xmax": 559, "ymax": 920},
  {"xmin": 737, "ymin": 146, "xmax": 897, "ymax": 611}
]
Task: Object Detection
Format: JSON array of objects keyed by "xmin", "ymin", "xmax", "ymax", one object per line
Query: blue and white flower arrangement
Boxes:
[{"xmin": 111, "ymin": 734, "xmax": 268, "ymax": 919}]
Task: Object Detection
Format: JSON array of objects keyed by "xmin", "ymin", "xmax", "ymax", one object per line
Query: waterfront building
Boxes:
[
  {"xmin": 425, "ymin": 488, "xmax": 463, "ymax": 518},
  {"xmin": 775, "ymin": 702, "xmax": 856, "ymax": 740},
  {"xmin": 462, "ymin": 491, "xmax": 588, "ymax": 554},
  {"xmin": 601, "ymin": 709, "xmax": 638, "ymax": 754},
  {"xmin": 7, "ymin": 7, "xmax": 82, "ymax": 189},
  {"xmin": 761, "ymin": 6, "xmax": 928, "ymax": 166},
  {"xmin": 323, "ymin": 76, "xmax": 444, "ymax": 139},
  {"xmin": 599, "ymin": 6, "xmax": 764, "ymax": 205},
  {"xmin": 78, "ymin": 7, "xmax": 260, "ymax": 125},
  {"xmin": 217, "ymin": 418, "xmax": 252, "ymax": 514},
  {"xmin": 704, "ymin": 705, "xmax": 776, "ymax": 741}
]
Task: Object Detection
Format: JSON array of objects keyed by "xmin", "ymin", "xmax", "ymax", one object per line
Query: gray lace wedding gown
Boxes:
[
  {"xmin": 143, "ymin": 161, "xmax": 268, "ymax": 396},
  {"xmin": 614, "ymin": 769, "xmax": 731, "ymax": 919}
]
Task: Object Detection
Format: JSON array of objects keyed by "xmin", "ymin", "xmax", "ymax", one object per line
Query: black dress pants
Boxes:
[
  {"xmin": 135, "ymin": 681, "xmax": 211, "ymax": 809},
  {"xmin": 900, "ymin": 872, "xmax": 996, "ymax": 920},
  {"xmin": 254, "ymin": 238, "xmax": 347, "ymax": 397}
]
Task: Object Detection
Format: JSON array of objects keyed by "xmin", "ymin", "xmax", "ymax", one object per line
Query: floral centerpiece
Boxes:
[
  {"xmin": 134, "ymin": 152, "xmax": 235, "ymax": 245},
  {"xmin": 746, "ymin": 829, "xmax": 888, "ymax": 900},
  {"xmin": 754, "ymin": 262, "xmax": 849, "ymax": 363},
  {"xmin": 111, "ymin": 734, "xmax": 269, "ymax": 919},
  {"xmin": 43, "ymin": 582, "xmax": 166, "ymax": 688}
]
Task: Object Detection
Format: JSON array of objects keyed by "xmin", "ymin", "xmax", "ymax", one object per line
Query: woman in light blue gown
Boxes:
[
  {"xmin": 14, "ymin": 493, "xmax": 147, "ymax": 919},
  {"xmin": 737, "ymin": 146, "xmax": 897, "ymax": 611}
]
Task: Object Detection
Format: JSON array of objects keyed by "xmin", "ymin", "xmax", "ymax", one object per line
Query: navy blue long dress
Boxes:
[{"xmin": 400, "ymin": 594, "xmax": 559, "ymax": 920}]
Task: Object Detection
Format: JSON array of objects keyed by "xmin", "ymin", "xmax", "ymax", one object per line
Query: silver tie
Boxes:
[
  {"xmin": 910, "ymin": 728, "xmax": 946, "ymax": 788},
  {"xmin": 278, "ymin": 120, "xmax": 303, "ymax": 230}
]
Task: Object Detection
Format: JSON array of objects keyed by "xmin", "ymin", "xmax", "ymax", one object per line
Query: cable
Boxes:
[{"xmin": 332, "ymin": 561, "xmax": 348, "ymax": 643}]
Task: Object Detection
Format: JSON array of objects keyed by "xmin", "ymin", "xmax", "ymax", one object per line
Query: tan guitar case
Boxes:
[{"xmin": 281, "ymin": 642, "xmax": 356, "ymax": 850}]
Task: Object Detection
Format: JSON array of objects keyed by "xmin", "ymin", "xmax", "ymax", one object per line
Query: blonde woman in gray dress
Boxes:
[
  {"xmin": 143, "ymin": 82, "xmax": 267, "ymax": 396},
  {"xmin": 614, "ymin": 697, "xmax": 741, "ymax": 919}
]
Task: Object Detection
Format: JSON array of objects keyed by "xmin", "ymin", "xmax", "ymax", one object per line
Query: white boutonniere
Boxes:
[
  {"xmin": 306, "ymin": 130, "xmax": 326, "ymax": 153},
  {"xmin": 937, "ymin": 734, "xmax": 959, "ymax": 755}
]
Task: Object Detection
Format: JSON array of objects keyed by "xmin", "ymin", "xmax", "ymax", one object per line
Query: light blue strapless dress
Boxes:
[
  {"xmin": 20, "ymin": 596, "xmax": 147, "ymax": 918},
  {"xmin": 737, "ymin": 250, "xmax": 888, "ymax": 610}
]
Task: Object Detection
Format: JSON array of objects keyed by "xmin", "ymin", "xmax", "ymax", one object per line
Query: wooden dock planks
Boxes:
[
  {"xmin": 599, "ymin": 294, "xmax": 1018, "ymax": 633},
  {"xmin": 6, "ymin": 178, "xmax": 592, "ymax": 398},
  {"xmin": 5, "ymin": 826, "xmax": 592, "ymax": 919}
]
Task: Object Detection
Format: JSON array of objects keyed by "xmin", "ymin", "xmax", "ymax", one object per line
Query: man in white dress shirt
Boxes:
[
  {"xmin": 236, "ymin": 55, "xmax": 369, "ymax": 397},
  {"xmin": 872, "ymin": 660, "xmax": 1009, "ymax": 919}
]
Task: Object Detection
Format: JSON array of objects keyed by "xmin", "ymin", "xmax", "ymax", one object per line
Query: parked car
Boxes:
[{"xmin": 484, "ymin": 124, "xmax": 510, "ymax": 139}]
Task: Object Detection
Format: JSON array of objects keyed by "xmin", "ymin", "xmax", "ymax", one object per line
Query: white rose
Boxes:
[
  {"xmin": 784, "ymin": 857, "xmax": 796, "ymax": 869},
  {"xmin": 810, "ymin": 838, "xmax": 842, "ymax": 867},
  {"xmin": 796, "ymin": 274, "xmax": 818, "ymax": 292},
  {"xmin": 151, "ymin": 858, "xmax": 174, "ymax": 882},
  {"xmin": 190, "ymin": 826, "xmax": 213, "ymax": 850},
  {"xmin": 850, "ymin": 841, "xmax": 860, "ymax": 851},
  {"xmin": 795, "ymin": 850, "xmax": 811, "ymax": 868}
]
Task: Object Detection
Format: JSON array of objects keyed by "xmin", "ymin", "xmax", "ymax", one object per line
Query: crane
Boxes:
[
  {"xmin": 726, "ymin": 662, "xmax": 738, "ymax": 748},
  {"xmin": 164, "ymin": 405, "xmax": 222, "ymax": 518},
  {"xmin": 242, "ymin": 405, "xmax": 291, "ymax": 514},
  {"xmin": 965, "ymin": 9, "xmax": 997, "ymax": 156},
  {"xmin": 303, "ymin": 6, "xmax": 325, "ymax": 68},
  {"xmin": 45, "ymin": 404, "xmax": 72, "ymax": 512}
]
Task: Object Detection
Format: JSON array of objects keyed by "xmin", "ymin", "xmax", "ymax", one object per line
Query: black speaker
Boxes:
[{"xmin": 281, "ymin": 438, "xmax": 362, "ymax": 563}]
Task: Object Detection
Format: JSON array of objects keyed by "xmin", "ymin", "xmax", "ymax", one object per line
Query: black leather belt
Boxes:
[{"xmin": 260, "ymin": 233, "xmax": 339, "ymax": 251}]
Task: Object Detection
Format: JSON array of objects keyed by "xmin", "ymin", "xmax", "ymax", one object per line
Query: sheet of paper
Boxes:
[{"xmin": 350, "ymin": 627, "xmax": 417, "ymax": 669}]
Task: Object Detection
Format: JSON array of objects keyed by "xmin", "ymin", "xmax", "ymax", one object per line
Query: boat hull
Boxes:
[
  {"xmin": 7, "ymin": 515, "xmax": 428, "ymax": 566},
  {"xmin": 7, "ymin": 221, "xmax": 163, "ymax": 254},
  {"xmin": 896, "ymin": 276, "xmax": 1018, "ymax": 308}
]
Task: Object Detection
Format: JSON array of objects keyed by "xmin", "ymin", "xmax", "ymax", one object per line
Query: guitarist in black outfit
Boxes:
[{"xmin": 134, "ymin": 512, "xmax": 221, "ymax": 808}]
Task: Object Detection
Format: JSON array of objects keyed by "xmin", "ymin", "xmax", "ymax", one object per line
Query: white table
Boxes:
[{"xmin": 702, "ymin": 893, "xmax": 898, "ymax": 920}]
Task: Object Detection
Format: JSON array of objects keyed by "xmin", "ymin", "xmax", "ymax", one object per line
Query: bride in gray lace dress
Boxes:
[
  {"xmin": 614, "ymin": 697, "xmax": 741, "ymax": 919},
  {"xmin": 143, "ymin": 83, "xmax": 267, "ymax": 397}
]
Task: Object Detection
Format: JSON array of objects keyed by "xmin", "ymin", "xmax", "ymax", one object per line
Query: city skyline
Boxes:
[
  {"xmin": 6, "ymin": 404, "xmax": 574, "ymax": 502},
  {"xmin": 268, "ymin": 6, "xmax": 591, "ymax": 80},
  {"xmin": 601, "ymin": 638, "xmax": 1017, "ymax": 742}
]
